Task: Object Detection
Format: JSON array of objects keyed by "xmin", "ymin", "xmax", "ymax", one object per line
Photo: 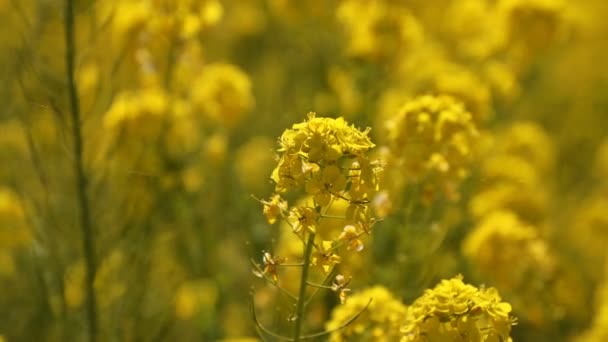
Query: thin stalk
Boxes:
[
  {"xmin": 293, "ymin": 233, "xmax": 315, "ymax": 342},
  {"xmin": 64, "ymin": 1, "xmax": 98, "ymax": 341}
]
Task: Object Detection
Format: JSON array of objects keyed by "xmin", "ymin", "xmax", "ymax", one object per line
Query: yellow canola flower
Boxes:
[
  {"xmin": 192, "ymin": 63, "xmax": 254, "ymax": 128},
  {"xmin": 174, "ymin": 279, "xmax": 218, "ymax": 320},
  {"xmin": 493, "ymin": 121, "xmax": 555, "ymax": 175},
  {"xmin": 470, "ymin": 181, "xmax": 549, "ymax": 224},
  {"xmin": 500, "ymin": 0, "xmax": 565, "ymax": 53},
  {"xmin": 271, "ymin": 112, "xmax": 376, "ymax": 196},
  {"xmin": 64, "ymin": 249, "xmax": 127, "ymax": 309},
  {"xmin": 336, "ymin": 0, "xmax": 423, "ymax": 61},
  {"xmin": 463, "ymin": 210, "xmax": 555, "ymax": 291},
  {"xmin": 109, "ymin": 1, "xmax": 151, "ymax": 38},
  {"xmin": 386, "ymin": 95, "xmax": 479, "ymax": 200},
  {"xmin": 326, "ymin": 286, "xmax": 406, "ymax": 342},
  {"xmin": 311, "ymin": 240, "xmax": 341, "ymax": 274},
  {"xmin": 103, "ymin": 86, "xmax": 169, "ymax": 137},
  {"xmin": 401, "ymin": 275, "xmax": 515, "ymax": 342}
]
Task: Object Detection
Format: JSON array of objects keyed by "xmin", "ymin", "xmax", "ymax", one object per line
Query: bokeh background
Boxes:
[{"xmin": 1, "ymin": 0, "xmax": 608, "ymax": 341}]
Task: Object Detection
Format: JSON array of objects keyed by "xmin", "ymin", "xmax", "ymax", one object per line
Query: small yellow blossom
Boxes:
[
  {"xmin": 331, "ymin": 274, "xmax": 352, "ymax": 304},
  {"xmin": 252, "ymin": 252, "xmax": 285, "ymax": 283},
  {"xmin": 338, "ymin": 225, "xmax": 364, "ymax": 252},
  {"xmin": 262, "ymin": 194, "xmax": 287, "ymax": 225},
  {"xmin": 311, "ymin": 240, "xmax": 341, "ymax": 274},
  {"xmin": 287, "ymin": 206, "xmax": 319, "ymax": 234}
]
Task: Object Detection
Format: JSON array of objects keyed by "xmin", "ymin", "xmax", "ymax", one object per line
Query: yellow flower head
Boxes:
[
  {"xmin": 463, "ymin": 210, "xmax": 555, "ymax": 291},
  {"xmin": 271, "ymin": 113, "xmax": 378, "ymax": 201},
  {"xmin": 336, "ymin": 0, "xmax": 423, "ymax": 61},
  {"xmin": 327, "ymin": 286, "xmax": 406, "ymax": 342},
  {"xmin": 401, "ymin": 275, "xmax": 515, "ymax": 342},
  {"xmin": 386, "ymin": 95, "xmax": 479, "ymax": 200},
  {"xmin": 192, "ymin": 63, "xmax": 254, "ymax": 128}
]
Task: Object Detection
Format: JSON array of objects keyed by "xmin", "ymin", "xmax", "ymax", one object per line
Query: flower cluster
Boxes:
[
  {"xmin": 336, "ymin": 0, "xmax": 423, "ymax": 62},
  {"xmin": 255, "ymin": 113, "xmax": 383, "ymax": 318},
  {"xmin": 104, "ymin": 0, "xmax": 223, "ymax": 41},
  {"xmin": 326, "ymin": 286, "xmax": 406, "ymax": 342},
  {"xmin": 401, "ymin": 275, "xmax": 515, "ymax": 342},
  {"xmin": 470, "ymin": 122, "xmax": 555, "ymax": 224},
  {"xmin": 191, "ymin": 63, "xmax": 254, "ymax": 128},
  {"xmin": 385, "ymin": 94, "xmax": 479, "ymax": 201},
  {"xmin": 463, "ymin": 211, "xmax": 555, "ymax": 291}
]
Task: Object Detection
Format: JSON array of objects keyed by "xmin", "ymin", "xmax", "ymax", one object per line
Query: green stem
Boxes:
[
  {"xmin": 64, "ymin": 1, "xmax": 98, "ymax": 341},
  {"xmin": 293, "ymin": 233, "xmax": 315, "ymax": 342}
]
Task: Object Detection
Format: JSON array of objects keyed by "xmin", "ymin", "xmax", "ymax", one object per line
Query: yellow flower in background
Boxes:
[
  {"xmin": 192, "ymin": 63, "xmax": 254, "ymax": 128},
  {"xmin": 336, "ymin": 0, "xmax": 423, "ymax": 61},
  {"xmin": 234, "ymin": 136, "xmax": 276, "ymax": 193},
  {"xmin": 326, "ymin": 286, "xmax": 406, "ymax": 342},
  {"xmin": 386, "ymin": 94, "xmax": 479, "ymax": 200},
  {"xmin": 433, "ymin": 68, "xmax": 492, "ymax": 123},
  {"xmin": 64, "ymin": 249, "xmax": 127, "ymax": 309},
  {"xmin": 500, "ymin": 0, "xmax": 565, "ymax": 55},
  {"xmin": 0, "ymin": 188, "xmax": 31, "ymax": 249},
  {"xmin": 103, "ymin": 86, "xmax": 169, "ymax": 137},
  {"xmin": 463, "ymin": 210, "xmax": 555, "ymax": 291},
  {"xmin": 401, "ymin": 275, "xmax": 515, "ymax": 342},
  {"xmin": 175, "ymin": 279, "xmax": 218, "ymax": 320},
  {"xmin": 493, "ymin": 122, "xmax": 555, "ymax": 174}
]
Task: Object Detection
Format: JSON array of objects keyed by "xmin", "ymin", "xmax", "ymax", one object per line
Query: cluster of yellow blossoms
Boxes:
[
  {"xmin": 401, "ymin": 276, "xmax": 515, "ymax": 342},
  {"xmin": 462, "ymin": 122, "xmax": 585, "ymax": 328},
  {"xmin": 385, "ymin": 95, "xmax": 479, "ymax": 201},
  {"xmin": 463, "ymin": 211, "xmax": 555, "ymax": 290},
  {"xmin": 326, "ymin": 286, "xmax": 406, "ymax": 342},
  {"xmin": 255, "ymin": 114, "xmax": 384, "ymax": 337},
  {"xmin": 265, "ymin": 113, "xmax": 382, "ymax": 229},
  {"xmin": 260, "ymin": 114, "xmax": 382, "ymax": 276}
]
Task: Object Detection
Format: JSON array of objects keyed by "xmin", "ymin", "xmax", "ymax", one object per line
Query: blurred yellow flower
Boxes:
[
  {"xmin": 192, "ymin": 63, "xmax": 254, "ymax": 128},
  {"xmin": 175, "ymin": 279, "xmax": 218, "ymax": 320},
  {"xmin": 327, "ymin": 286, "xmax": 406, "ymax": 342}
]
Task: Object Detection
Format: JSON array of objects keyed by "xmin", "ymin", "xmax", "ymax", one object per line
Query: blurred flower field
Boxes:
[{"xmin": 1, "ymin": 0, "xmax": 608, "ymax": 341}]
